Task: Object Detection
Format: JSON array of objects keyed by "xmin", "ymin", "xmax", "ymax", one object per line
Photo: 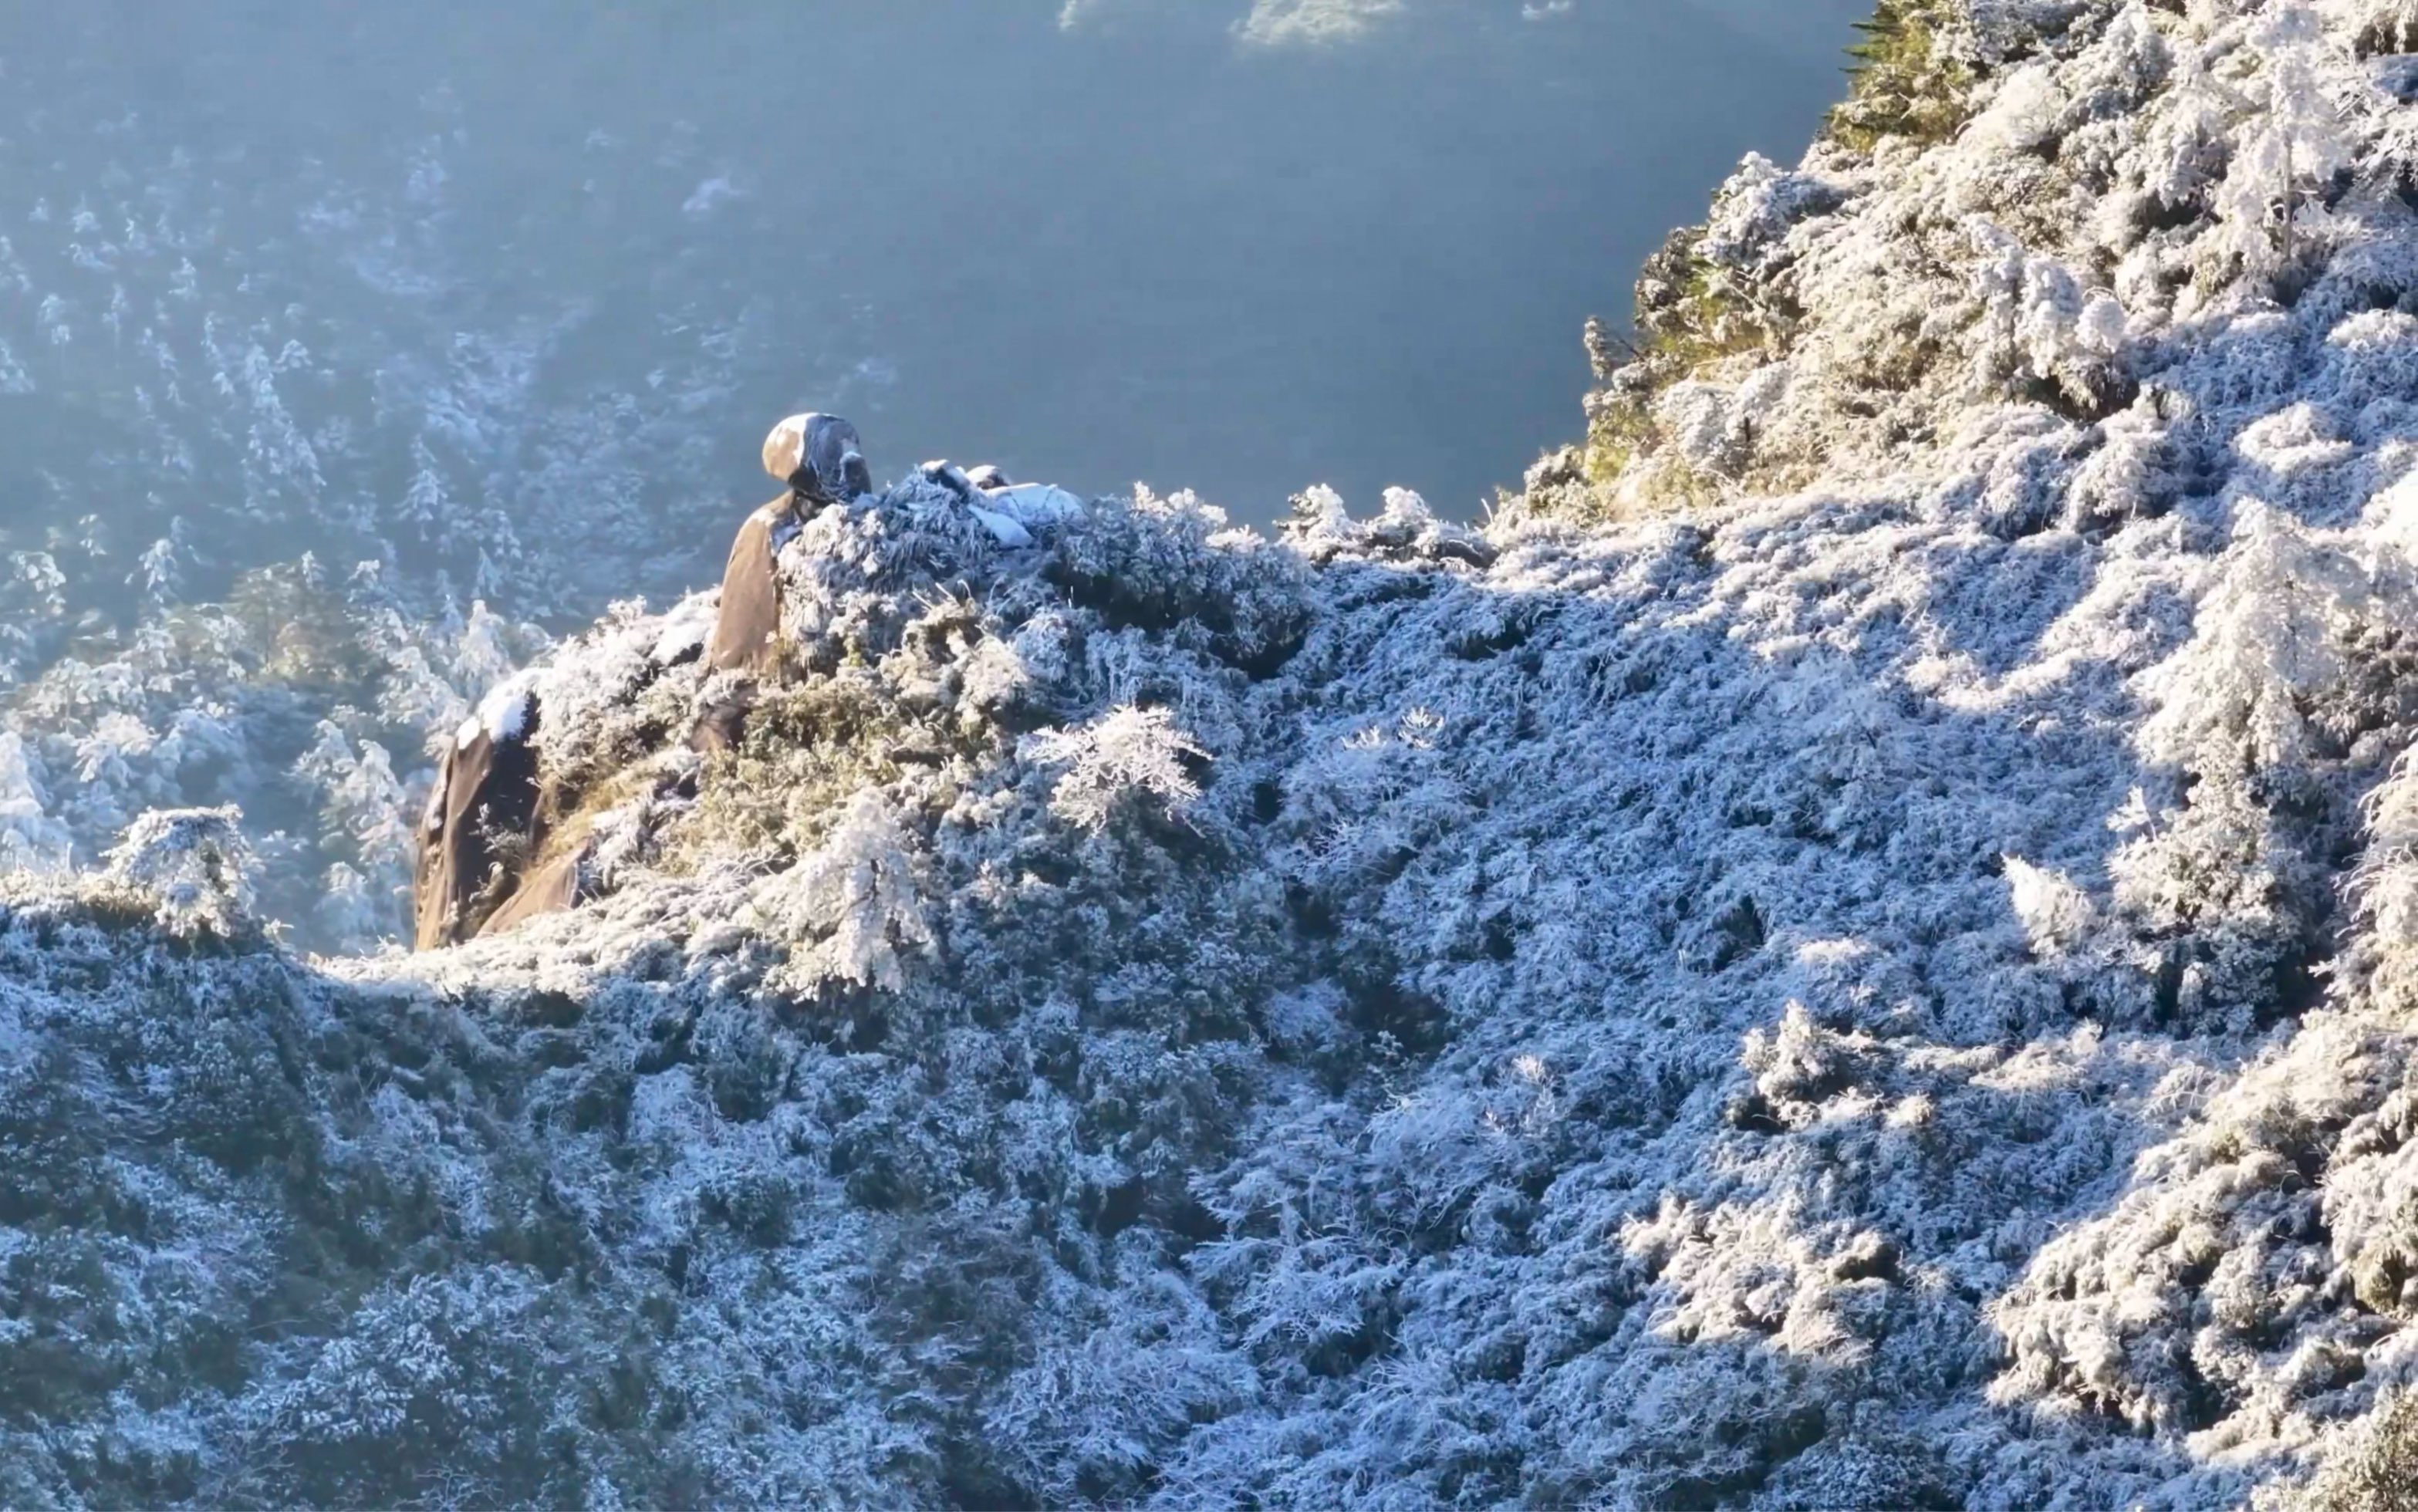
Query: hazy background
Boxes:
[
  {"xmin": 0, "ymin": 0, "xmax": 1862, "ymax": 610},
  {"xmin": 0, "ymin": 0, "xmax": 1870, "ymax": 939}
]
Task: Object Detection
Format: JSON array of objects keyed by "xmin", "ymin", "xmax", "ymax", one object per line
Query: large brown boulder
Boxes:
[
  {"xmin": 704, "ymin": 412, "xmax": 871, "ymax": 674},
  {"xmin": 410, "ymin": 687, "xmax": 544, "ymax": 950},
  {"xmin": 702, "ymin": 499, "xmax": 793, "ymax": 676}
]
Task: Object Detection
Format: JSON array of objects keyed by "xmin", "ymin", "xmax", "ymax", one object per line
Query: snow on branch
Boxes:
[
  {"xmin": 1020, "ymin": 704, "xmax": 1208, "ymax": 831},
  {"xmin": 103, "ymin": 805, "xmax": 260, "ymax": 939}
]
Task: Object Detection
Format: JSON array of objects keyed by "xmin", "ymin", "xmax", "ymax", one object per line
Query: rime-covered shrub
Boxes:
[
  {"xmin": 101, "ymin": 806, "xmax": 261, "ymax": 940},
  {"xmin": 2283, "ymin": 1390, "xmax": 2418, "ymax": 1511},
  {"xmin": 1531, "ymin": 0, "xmax": 2418, "ymax": 519}
]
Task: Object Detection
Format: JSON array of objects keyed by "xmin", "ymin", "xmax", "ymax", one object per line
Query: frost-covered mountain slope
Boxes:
[{"xmin": 25, "ymin": 0, "xmax": 2418, "ymax": 1507}]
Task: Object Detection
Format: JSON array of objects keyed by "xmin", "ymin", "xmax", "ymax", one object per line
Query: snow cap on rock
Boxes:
[
  {"xmin": 984, "ymin": 481, "xmax": 1084, "ymax": 529},
  {"xmin": 762, "ymin": 413, "xmax": 873, "ymax": 503},
  {"xmin": 458, "ymin": 669, "xmax": 540, "ymax": 751},
  {"xmin": 917, "ymin": 459, "xmax": 977, "ymax": 501},
  {"xmin": 968, "ymin": 505, "xmax": 1034, "ymax": 549}
]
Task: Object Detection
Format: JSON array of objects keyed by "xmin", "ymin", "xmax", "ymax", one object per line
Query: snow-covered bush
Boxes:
[
  {"xmin": 748, "ymin": 790, "xmax": 934, "ymax": 994},
  {"xmin": 102, "ymin": 805, "xmax": 260, "ymax": 940},
  {"xmin": 2286, "ymin": 1391, "xmax": 2418, "ymax": 1512},
  {"xmin": 1022, "ymin": 705, "xmax": 1208, "ymax": 832},
  {"xmin": 1825, "ymin": 0, "xmax": 1980, "ymax": 153}
]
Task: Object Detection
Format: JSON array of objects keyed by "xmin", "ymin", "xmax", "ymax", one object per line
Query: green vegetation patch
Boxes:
[
  {"xmin": 1825, "ymin": 0, "xmax": 1977, "ymax": 154},
  {"xmin": 1562, "ymin": 227, "xmax": 1794, "ymax": 515},
  {"xmin": 1527, "ymin": 0, "xmax": 1981, "ymax": 524}
]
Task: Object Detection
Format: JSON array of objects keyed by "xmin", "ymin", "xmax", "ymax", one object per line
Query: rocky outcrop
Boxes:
[
  {"xmin": 405, "ymin": 414, "xmax": 1086, "ymax": 951},
  {"xmin": 410, "ymin": 684, "xmax": 544, "ymax": 949},
  {"xmin": 704, "ymin": 413, "xmax": 873, "ymax": 677},
  {"xmin": 700, "ymin": 502, "xmax": 792, "ymax": 677},
  {"xmin": 412, "ymin": 414, "xmax": 884, "ymax": 947}
]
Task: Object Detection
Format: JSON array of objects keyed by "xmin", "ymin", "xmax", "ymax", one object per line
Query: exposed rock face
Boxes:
[
  {"xmin": 713, "ymin": 413, "xmax": 874, "ymax": 676},
  {"xmin": 701, "ymin": 501, "xmax": 795, "ymax": 677},
  {"xmin": 474, "ymin": 835, "xmax": 592, "ymax": 937},
  {"xmin": 410, "ymin": 693, "xmax": 545, "ymax": 950}
]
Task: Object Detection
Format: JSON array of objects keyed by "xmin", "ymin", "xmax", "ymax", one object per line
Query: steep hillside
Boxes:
[{"xmin": 19, "ymin": 2, "xmax": 2418, "ymax": 1507}]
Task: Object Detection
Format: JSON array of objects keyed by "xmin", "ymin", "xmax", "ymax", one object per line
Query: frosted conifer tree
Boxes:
[
  {"xmin": 2214, "ymin": 4, "xmax": 2352, "ymax": 287},
  {"xmin": 749, "ymin": 790, "xmax": 934, "ymax": 994},
  {"xmin": 101, "ymin": 805, "xmax": 258, "ymax": 938}
]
